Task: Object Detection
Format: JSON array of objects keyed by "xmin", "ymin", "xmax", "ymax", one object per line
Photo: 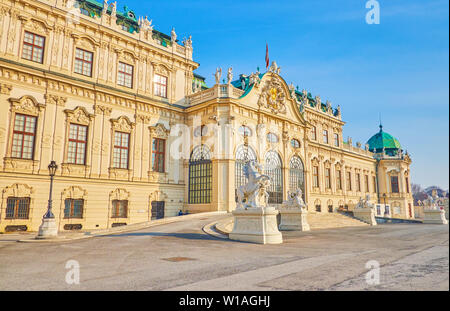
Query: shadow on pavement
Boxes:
[{"xmin": 102, "ymin": 231, "xmax": 232, "ymax": 242}]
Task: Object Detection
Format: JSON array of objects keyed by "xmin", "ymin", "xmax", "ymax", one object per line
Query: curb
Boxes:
[
  {"xmin": 18, "ymin": 211, "xmax": 228, "ymax": 243},
  {"xmin": 202, "ymin": 221, "xmax": 229, "ymax": 240}
]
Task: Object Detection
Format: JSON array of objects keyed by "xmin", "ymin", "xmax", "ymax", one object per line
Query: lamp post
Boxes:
[{"xmin": 37, "ymin": 161, "xmax": 59, "ymax": 239}]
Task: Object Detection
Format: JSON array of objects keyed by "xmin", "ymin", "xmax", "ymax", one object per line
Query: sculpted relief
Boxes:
[{"xmin": 257, "ymin": 76, "xmax": 287, "ymax": 115}]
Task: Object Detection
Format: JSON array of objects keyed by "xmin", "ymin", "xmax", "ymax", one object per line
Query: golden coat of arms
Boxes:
[{"xmin": 258, "ymin": 76, "xmax": 287, "ymax": 114}]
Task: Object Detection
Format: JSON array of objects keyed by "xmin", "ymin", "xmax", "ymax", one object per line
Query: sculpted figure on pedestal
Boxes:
[{"xmin": 236, "ymin": 160, "xmax": 271, "ymax": 209}]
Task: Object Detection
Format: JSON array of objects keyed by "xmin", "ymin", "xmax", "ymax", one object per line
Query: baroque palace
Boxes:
[{"xmin": 0, "ymin": 0, "xmax": 414, "ymax": 233}]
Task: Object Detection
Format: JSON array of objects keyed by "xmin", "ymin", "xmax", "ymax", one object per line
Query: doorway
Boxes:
[{"xmin": 151, "ymin": 201, "xmax": 165, "ymax": 220}]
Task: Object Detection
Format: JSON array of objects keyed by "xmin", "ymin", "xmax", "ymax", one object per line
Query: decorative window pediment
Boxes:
[
  {"xmin": 62, "ymin": 186, "xmax": 88, "ymax": 200},
  {"xmin": 150, "ymin": 123, "xmax": 169, "ymax": 139},
  {"xmin": 110, "ymin": 188, "xmax": 130, "ymax": 201},
  {"xmin": 311, "ymin": 157, "xmax": 320, "ymax": 166},
  {"xmin": 22, "ymin": 17, "xmax": 52, "ymax": 35},
  {"xmin": 111, "ymin": 116, "xmax": 135, "ymax": 133},
  {"xmin": 3, "ymin": 183, "xmax": 33, "ymax": 197},
  {"xmin": 9, "ymin": 96, "xmax": 45, "ymax": 116},
  {"xmin": 64, "ymin": 106, "xmax": 94, "ymax": 125}
]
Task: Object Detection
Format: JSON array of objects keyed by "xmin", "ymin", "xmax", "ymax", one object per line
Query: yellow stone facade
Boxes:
[{"xmin": 0, "ymin": 0, "xmax": 414, "ymax": 233}]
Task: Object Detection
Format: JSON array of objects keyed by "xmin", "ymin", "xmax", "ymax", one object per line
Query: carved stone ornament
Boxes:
[
  {"xmin": 3, "ymin": 183, "xmax": 33, "ymax": 197},
  {"xmin": 149, "ymin": 123, "xmax": 169, "ymax": 139},
  {"xmin": 110, "ymin": 188, "xmax": 130, "ymax": 201},
  {"xmin": 257, "ymin": 76, "xmax": 287, "ymax": 114},
  {"xmin": 62, "ymin": 186, "xmax": 88, "ymax": 199},
  {"xmin": 111, "ymin": 116, "xmax": 135, "ymax": 133},
  {"xmin": 9, "ymin": 96, "xmax": 45, "ymax": 116},
  {"xmin": 65, "ymin": 106, "xmax": 94, "ymax": 125}
]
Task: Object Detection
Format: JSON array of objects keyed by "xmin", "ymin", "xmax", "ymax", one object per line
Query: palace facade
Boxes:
[{"xmin": 0, "ymin": 0, "xmax": 414, "ymax": 233}]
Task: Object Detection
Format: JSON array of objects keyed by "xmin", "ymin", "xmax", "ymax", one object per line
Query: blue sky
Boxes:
[{"xmin": 121, "ymin": 0, "xmax": 449, "ymax": 189}]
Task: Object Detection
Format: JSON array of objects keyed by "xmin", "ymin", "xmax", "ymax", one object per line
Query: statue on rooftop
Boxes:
[
  {"xmin": 171, "ymin": 28, "xmax": 177, "ymax": 42},
  {"xmin": 139, "ymin": 16, "xmax": 153, "ymax": 32},
  {"xmin": 111, "ymin": 1, "xmax": 117, "ymax": 18},
  {"xmin": 214, "ymin": 67, "xmax": 222, "ymax": 85},
  {"xmin": 227, "ymin": 67, "xmax": 233, "ymax": 84},
  {"xmin": 102, "ymin": 0, "xmax": 108, "ymax": 13}
]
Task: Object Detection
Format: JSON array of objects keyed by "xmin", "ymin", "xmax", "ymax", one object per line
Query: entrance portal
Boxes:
[{"xmin": 151, "ymin": 201, "xmax": 165, "ymax": 220}]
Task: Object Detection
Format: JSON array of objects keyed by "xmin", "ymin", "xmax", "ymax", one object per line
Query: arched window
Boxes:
[
  {"xmin": 235, "ymin": 145, "xmax": 257, "ymax": 202},
  {"xmin": 291, "ymin": 139, "xmax": 301, "ymax": 149},
  {"xmin": 188, "ymin": 145, "xmax": 212, "ymax": 204},
  {"xmin": 289, "ymin": 156, "xmax": 305, "ymax": 200},
  {"xmin": 267, "ymin": 133, "xmax": 279, "ymax": 143},
  {"xmin": 238, "ymin": 125, "xmax": 252, "ymax": 137},
  {"xmin": 265, "ymin": 151, "xmax": 283, "ymax": 204}
]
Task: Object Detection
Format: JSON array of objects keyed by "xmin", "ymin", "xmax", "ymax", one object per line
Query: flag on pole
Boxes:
[{"xmin": 265, "ymin": 44, "xmax": 270, "ymax": 70}]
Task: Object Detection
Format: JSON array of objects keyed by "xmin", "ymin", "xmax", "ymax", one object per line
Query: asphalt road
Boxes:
[{"xmin": 0, "ymin": 215, "xmax": 448, "ymax": 291}]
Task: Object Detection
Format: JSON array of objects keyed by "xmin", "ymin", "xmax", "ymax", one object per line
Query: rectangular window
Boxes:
[
  {"xmin": 334, "ymin": 133, "xmax": 339, "ymax": 147},
  {"xmin": 112, "ymin": 200, "xmax": 128, "ymax": 218},
  {"xmin": 67, "ymin": 123, "xmax": 88, "ymax": 165},
  {"xmin": 6, "ymin": 197, "xmax": 30, "ymax": 219},
  {"xmin": 313, "ymin": 166, "xmax": 319, "ymax": 188},
  {"xmin": 64, "ymin": 199, "xmax": 84, "ymax": 219},
  {"xmin": 113, "ymin": 132, "xmax": 129, "ymax": 169},
  {"xmin": 154, "ymin": 74, "xmax": 168, "ymax": 98},
  {"xmin": 74, "ymin": 48, "xmax": 93, "ymax": 77},
  {"xmin": 323, "ymin": 130, "xmax": 328, "ymax": 144},
  {"xmin": 356, "ymin": 173, "xmax": 361, "ymax": 192},
  {"xmin": 406, "ymin": 177, "xmax": 410, "ymax": 193},
  {"xmin": 117, "ymin": 62, "xmax": 133, "ymax": 88},
  {"xmin": 11, "ymin": 114, "xmax": 37, "ymax": 160},
  {"xmin": 365, "ymin": 175, "xmax": 369, "ymax": 193},
  {"xmin": 336, "ymin": 169, "xmax": 342, "ymax": 190},
  {"xmin": 325, "ymin": 168, "xmax": 331, "ymax": 189},
  {"xmin": 22, "ymin": 31, "xmax": 45, "ymax": 63},
  {"xmin": 152, "ymin": 138, "xmax": 166, "ymax": 173},
  {"xmin": 311, "ymin": 126, "xmax": 317, "ymax": 141},
  {"xmin": 346, "ymin": 171, "xmax": 352, "ymax": 191},
  {"xmin": 391, "ymin": 176, "xmax": 399, "ymax": 193},
  {"xmin": 373, "ymin": 176, "xmax": 377, "ymax": 193}
]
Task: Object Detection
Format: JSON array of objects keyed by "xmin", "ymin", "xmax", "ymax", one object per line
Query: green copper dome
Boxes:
[{"xmin": 367, "ymin": 125, "xmax": 401, "ymax": 155}]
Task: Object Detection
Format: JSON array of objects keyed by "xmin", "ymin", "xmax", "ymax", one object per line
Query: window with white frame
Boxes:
[
  {"xmin": 74, "ymin": 48, "xmax": 93, "ymax": 77},
  {"xmin": 22, "ymin": 31, "xmax": 45, "ymax": 63},
  {"xmin": 154, "ymin": 74, "xmax": 168, "ymax": 98},
  {"xmin": 117, "ymin": 62, "xmax": 134, "ymax": 88}
]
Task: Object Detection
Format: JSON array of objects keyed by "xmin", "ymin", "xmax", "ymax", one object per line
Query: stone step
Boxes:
[{"xmin": 307, "ymin": 213, "xmax": 369, "ymax": 230}]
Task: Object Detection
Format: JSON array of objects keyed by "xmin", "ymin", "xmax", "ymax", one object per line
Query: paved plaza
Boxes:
[{"xmin": 0, "ymin": 215, "xmax": 448, "ymax": 291}]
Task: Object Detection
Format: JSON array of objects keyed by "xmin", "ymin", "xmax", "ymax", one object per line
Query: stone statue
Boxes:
[
  {"xmin": 283, "ymin": 189, "xmax": 306, "ymax": 210},
  {"xmin": 139, "ymin": 16, "xmax": 153, "ymax": 32},
  {"xmin": 269, "ymin": 61, "xmax": 281, "ymax": 74},
  {"xmin": 111, "ymin": 1, "xmax": 117, "ymax": 18},
  {"xmin": 236, "ymin": 160, "xmax": 271, "ymax": 209},
  {"xmin": 214, "ymin": 67, "xmax": 222, "ymax": 84},
  {"xmin": 103, "ymin": 0, "xmax": 108, "ymax": 13},
  {"xmin": 171, "ymin": 28, "xmax": 177, "ymax": 42},
  {"xmin": 227, "ymin": 67, "xmax": 233, "ymax": 84},
  {"xmin": 241, "ymin": 77, "xmax": 246, "ymax": 90},
  {"xmin": 356, "ymin": 195, "xmax": 374, "ymax": 209}
]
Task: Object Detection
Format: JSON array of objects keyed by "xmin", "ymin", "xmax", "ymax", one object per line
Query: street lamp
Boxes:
[
  {"xmin": 37, "ymin": 161, "xmax": 59, "ymax": 239},
  {"xmin": 43, "ymin": 161, "xmax": 58, "ymax": 219}
]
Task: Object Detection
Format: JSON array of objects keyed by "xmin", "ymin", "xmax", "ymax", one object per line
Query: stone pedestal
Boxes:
[
  {"xmin": 353, "ymin": 208, "xmax": 377, "ymax": 226},
  {"xmin": 36, "ymin": 218, "xmax": 58, "ymax": 239},
  {"xmin": 278, "ymin": 208, "xmax": 310, "ymax": 231},
  {"xmin": 229, "ymin": 207, "xmax": 283, "ymax": 244},
  {"xmin": 423, "ymin": 209, "xmax": 448, "ymax": 225}
]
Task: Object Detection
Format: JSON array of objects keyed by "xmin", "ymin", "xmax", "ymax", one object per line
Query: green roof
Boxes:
[{"xmin": 367, "ymin": 125, "xmax": 401, "ymax": 154}]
